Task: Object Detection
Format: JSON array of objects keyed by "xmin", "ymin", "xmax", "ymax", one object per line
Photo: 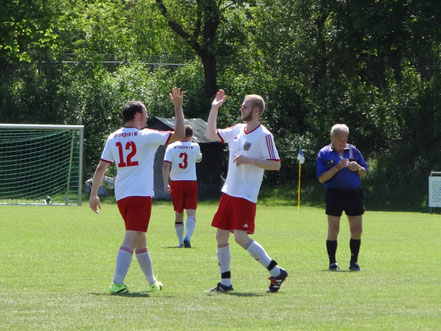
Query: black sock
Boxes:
[
  {"xmin": 326, "ymin": 240, "xmax": 337, "ymax": 264},
  {"xmin": 350, "ymin": 239, "xmax": 361, "ymax": 263},
  {"xmin": 267, "ymin": 260, "xmax": 278, "ymax": 272},
  {"xmin": 221, "ymin": 271, "xmax": 231, "ymax": 279}
]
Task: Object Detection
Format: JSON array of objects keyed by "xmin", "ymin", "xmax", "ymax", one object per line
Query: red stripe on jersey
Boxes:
[
  {"xmin": 216, "ymin": 130, "xmax": 225, "ymax": 144},
  {"xmin": 164, "ymin": 131, "xmax": 172, "ymax": 145},
  {"xmin": 101, "ymin": 158, "xmax": 113, "ymax": 164},
  {"xmin": 266, "ymin": 135, "xmax": 275, "ymax": 159},
  {"xmin": 164, "ymin": 160, "xmax": 172, "ymax": 164}
]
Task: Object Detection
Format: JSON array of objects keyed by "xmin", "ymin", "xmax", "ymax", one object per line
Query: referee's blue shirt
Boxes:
[{"xmin": 316, "ymin": 144, "xmax": 368, "ymax": 189}]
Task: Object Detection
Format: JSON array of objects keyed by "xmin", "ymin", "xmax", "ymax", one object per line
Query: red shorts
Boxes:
[
  {"xmin": 211, "ymin": 193, "xmax": 256, "ymax": 234},
  {"xmin": 170, "ymin": 180, "xmax": 198, "ymax": 213},
  {"xmin": 117, "ymin": 196, "xmax": 152, "ymax": 232}
]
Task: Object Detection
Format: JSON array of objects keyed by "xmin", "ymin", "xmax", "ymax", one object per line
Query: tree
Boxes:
[
  {"xmin": 155, "ymin": 0, "xmax": 252, "ymax": 102},
  {"xmin": 0, "ymin": 0, "xmax": 60, "ymax": 63},
  {"xmin": 155, "ymin": 0, "xmax": 220, "ymax": 100}
]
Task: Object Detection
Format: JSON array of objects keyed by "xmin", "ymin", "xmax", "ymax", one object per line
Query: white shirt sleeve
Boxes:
[
  {"xmin": 164, "ymin": 143, "xmax": 173, "ymax": 163},
  {"xmin": 141, "ymin": 129, "xmax": 172, "ymax": 146},
  {"xmin": 100, "ymin": 134, "xmax": 115, "ymax": 163},
  {"xmin": 217, "ymin": 125, "xmax": 238, "ymax": 144},
  {"xmin": 261, "ymin": 133, "xmax": 280, "ymax": 160}
]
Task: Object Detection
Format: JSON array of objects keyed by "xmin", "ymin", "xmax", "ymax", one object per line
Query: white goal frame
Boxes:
[{"xmin": 0, "ymin": 124, "xmax": 84, "ymax": 206}]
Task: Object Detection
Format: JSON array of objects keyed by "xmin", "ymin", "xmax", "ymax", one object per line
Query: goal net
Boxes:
[{"xmin": 0, "ymin": 124, "xmax": 84, "ymax": 206}]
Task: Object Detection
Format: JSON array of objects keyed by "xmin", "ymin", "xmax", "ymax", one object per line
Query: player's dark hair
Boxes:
[
  {"xmin": 122, "ymin": 101, "xmax": 145, "ymax": 122},
  {"xmin": 185, "ymin": 125, "xmax": 193, "ymax": 138}
]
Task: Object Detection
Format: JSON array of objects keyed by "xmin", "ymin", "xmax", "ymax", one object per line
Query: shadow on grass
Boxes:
[
  {"xmin": 162, "ymin": 246, "xmax": 199, "ymax": 249},
  {"xmin": 88, "ymin": 291, "xmax": 150, "ymax": 298},
  {"xmin": 322, "ymin": 270, "xmax": 364, "ymax": 273},
  {"xmin": 206, "ymin": 292, "xmax": 266, "ymax": 297}
]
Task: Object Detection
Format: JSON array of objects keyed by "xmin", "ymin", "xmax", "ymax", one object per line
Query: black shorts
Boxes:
[{"xmin": 325, "ymin": 188, "xmax": 365, "ymax": 217}]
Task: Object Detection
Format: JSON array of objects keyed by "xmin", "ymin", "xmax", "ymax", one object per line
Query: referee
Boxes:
[{"xmin": 316, "ymin": 124, "xmax": 368, "ymax": 271}]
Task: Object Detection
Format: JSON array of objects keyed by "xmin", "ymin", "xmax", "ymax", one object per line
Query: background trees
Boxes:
[{"xmin": 1, "ymin": 0, "xmax": 440, "ymax": 206}]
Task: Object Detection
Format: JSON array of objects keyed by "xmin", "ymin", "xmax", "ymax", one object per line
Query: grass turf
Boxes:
[{"xmin": 0, "ymin": 203, "xmax": 440, "ymax": 330}]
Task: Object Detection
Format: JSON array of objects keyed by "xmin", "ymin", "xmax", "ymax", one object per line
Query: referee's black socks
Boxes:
[
  {"xmin": 350, "ymin": 239, "xmax": 361, "ymax": 263},
  {"xmin": 326, "ymin": 240, "xmax": 337, "ymax": 264}
]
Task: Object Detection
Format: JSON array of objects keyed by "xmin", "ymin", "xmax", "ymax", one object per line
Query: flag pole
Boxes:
[
  {"xmin": 297, "ymin": 145, "xmax": 304, "ymax": 209},
  {"xmin": 297, "ymin": 161, "xmax": 301, "ymax": 209}
]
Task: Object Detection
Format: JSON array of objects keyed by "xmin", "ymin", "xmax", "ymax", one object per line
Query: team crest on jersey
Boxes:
[{"xmin": 243, "ymin": 142, "xmax": 251, "ymax": 151}]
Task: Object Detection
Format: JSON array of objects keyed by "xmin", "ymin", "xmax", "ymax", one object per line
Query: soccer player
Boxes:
[
  {"xmin": 316, "ymin": 124, "xmax": 368, "ymax": 272},
  {"xmin": 162, "ymin": 125, "xmax": 203, "ymax": 248},
  {"xmin": 205, "ymin": 89, "xmax": 288, "ymax": 293},
  {"xmin": 89, "ymin": 87, "xmax": 185, "ymax": 295}
]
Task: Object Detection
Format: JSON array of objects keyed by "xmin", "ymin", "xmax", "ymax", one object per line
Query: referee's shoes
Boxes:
[
  {"xmin": 328, "ymin": 262, "xmax": 340, "ymax": 271},
  {"xmin": 349, "ymin": 262, "xmax": 362, "ymax": 271}
]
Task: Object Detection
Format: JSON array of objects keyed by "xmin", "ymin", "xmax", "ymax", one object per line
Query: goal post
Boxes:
[{"xmin": 0, "ymin": 124, "xmax": 84, "ymax": 206}]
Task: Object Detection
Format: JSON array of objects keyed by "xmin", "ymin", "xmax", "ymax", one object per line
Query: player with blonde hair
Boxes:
[{"xmin": 205, "ymin": 89, "xmax": 288, "ymax": 293}]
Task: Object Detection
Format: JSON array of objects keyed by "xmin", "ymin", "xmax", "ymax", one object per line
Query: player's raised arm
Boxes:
[
  {"xmin": 206, "ymin": 89, "xmax": 227, "ymax": 141},
  {"xmin": 168, "ymin": 87, "xmax": 185, "ymax": 144}
]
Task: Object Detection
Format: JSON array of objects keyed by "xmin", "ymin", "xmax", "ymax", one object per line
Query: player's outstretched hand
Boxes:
[
  {"xmin": 212, "ymin": 89, "xmax": 227, "ymax": 108},
  {"xmin": 90, "ymin": 196, "xmax": 102, "ymax": 214},
  {"xmin": 169, "ymin": 87, "xmax": 184, "ymax": 108}
]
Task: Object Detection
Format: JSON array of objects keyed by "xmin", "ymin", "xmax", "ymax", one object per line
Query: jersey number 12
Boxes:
[{"xmin": 116, "ymin": 141, "xmax": 139, "ymax": 167}]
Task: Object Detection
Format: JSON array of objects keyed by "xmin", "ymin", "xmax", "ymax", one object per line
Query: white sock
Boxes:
[
  {"xmin": 217, "ymin": 244, "xmax": 231, "ymax": 286},
  {"xmin": 135, "ymin": 248, "xmax": 157, "ymax": 285},
  {"xmin": 113, "ymin": 246, "xmax": 133, "ymax": 284},
  {"xmin": 185, "ymin": 217, "xmax": 196, "ymax": 239},
  {"xmin": 175, "ymin": 222, "xmax": 184, "ymax": 245},
  {"xmin": 269, "ymin": 264, "xmax": 282, "ymax": 277},
  {"xmin": 245, "ymin": 240, "xmax": 271, "ymax": 266},
  {"xmin": 245, "ymin": 239, "xmax": 281, "ymax": 276}
]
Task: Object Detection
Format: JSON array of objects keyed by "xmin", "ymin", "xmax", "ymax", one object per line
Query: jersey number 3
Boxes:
[
  {"xmin": 116, "ymin": 141, "xmax": 139, "ymax": 167},
  {"xmin": 179, "ymin": 152, "xmax": 188, "ymax": 169}
]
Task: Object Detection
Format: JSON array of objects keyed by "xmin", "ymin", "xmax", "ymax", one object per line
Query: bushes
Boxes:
[{"xmin": 2, "ymin": 1, "xmax": 441, "ymax": 207}]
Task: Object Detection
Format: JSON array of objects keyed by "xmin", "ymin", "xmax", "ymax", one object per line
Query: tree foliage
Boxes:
[{"xmin": 1, "ymin": 0, "xmax": 441, "ymax": 205}]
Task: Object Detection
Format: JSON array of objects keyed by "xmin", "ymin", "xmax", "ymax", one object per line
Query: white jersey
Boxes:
[
  {"xmin": 101, "ymin": 127, "xmax": 172, "ymax": 201},
  {"xmin": 164, "ymin": 141, "xmax": 202, "ymax": 181},
  {"xmin": 217, "ymin": 123, "xmax": 280, "ymax": 203}
]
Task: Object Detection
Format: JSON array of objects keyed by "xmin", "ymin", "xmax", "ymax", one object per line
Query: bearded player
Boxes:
[{"xmin": 205, "ymin": 89, "xmax": 288, "ymax": 293}]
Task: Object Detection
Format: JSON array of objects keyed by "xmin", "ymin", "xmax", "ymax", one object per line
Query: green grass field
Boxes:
[{"xmin": 1, "ymin": 202, "xmax": 440, "ymax": 330}]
